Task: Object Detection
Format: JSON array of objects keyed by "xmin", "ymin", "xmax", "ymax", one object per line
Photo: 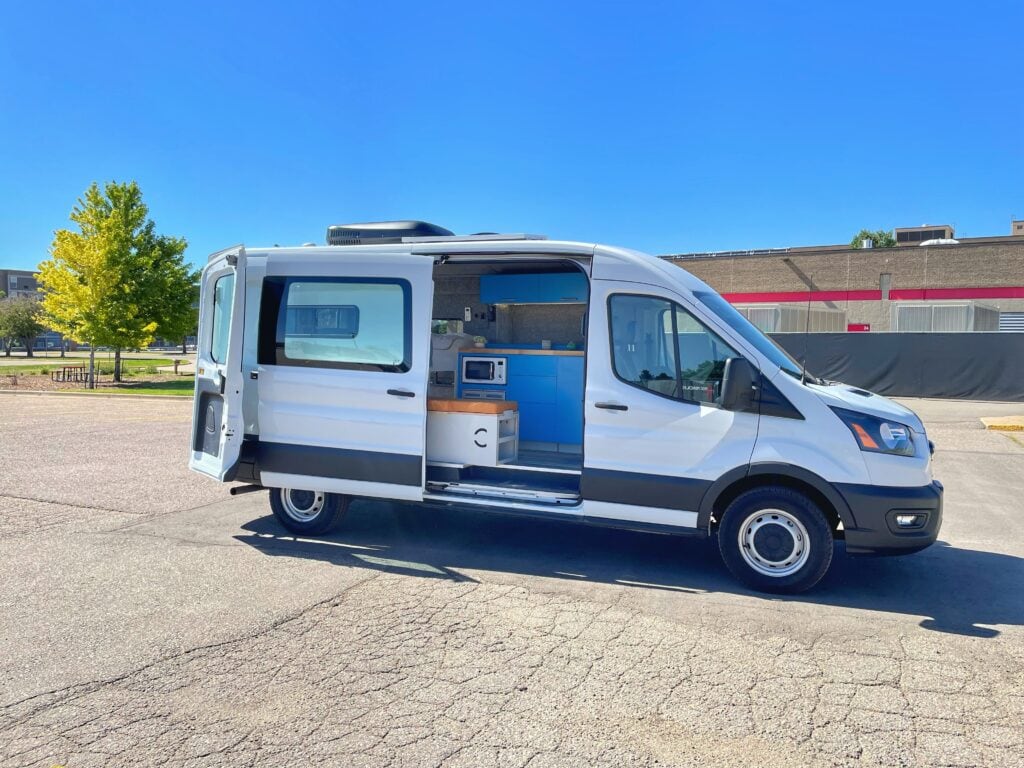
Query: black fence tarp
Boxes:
[{"xmin": 769, "ymin": 333, "xmax": 1024, "ymax": 402}]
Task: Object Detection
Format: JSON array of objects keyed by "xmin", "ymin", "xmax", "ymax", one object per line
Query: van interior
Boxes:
[{"xmin": 425, "ymin": 258, "xmax": 589, "ymax": 507}]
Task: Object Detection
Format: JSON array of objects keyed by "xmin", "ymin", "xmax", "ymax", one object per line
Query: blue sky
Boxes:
[{"xmin": 1, "ymin": 1, "xmax": 1021, "ymax": 271}]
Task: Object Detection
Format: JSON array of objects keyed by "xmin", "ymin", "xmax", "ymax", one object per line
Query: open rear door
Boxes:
[{"xmin": 190, "ymin": 246, "xmax": 247, "ymax": 480}]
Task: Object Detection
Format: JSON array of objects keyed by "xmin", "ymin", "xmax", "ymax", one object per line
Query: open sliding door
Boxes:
[{"xmin": 253, "ymin": 251, "xmax": 435, "ymax": 501}]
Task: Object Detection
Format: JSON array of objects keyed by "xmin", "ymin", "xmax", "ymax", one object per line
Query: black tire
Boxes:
[
  {"xmin": 269, "ymin": 488, "xmax": 349, "ymax": 536},
  {"xmin": 717, "ymin": 485, "xmax": 833, "ymax": 594}
]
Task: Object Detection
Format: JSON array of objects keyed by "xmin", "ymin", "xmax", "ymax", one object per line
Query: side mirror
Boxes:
[{"xmin": 720, "ymin": 357, "xmax": 758, "ymax": 411}]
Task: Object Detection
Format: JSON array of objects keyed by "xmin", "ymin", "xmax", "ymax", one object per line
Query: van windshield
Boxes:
[{"xmin": 694, "ymin": 290, "xmax": 805, "ymax": 378}]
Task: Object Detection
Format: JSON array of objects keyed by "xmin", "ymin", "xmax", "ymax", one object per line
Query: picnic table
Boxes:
[{"xmin": 50, "ymin": 365, "xmax": 91, "ymax": 384}]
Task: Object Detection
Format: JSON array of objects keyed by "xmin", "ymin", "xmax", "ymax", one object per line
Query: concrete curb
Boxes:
[
  {"xmin": 980, "ymin": 415, "xmax": 1024, "ymax": 432},
  {"xmin": 0, "ymin": 389, "xmax": 192, "ymax": 401}
]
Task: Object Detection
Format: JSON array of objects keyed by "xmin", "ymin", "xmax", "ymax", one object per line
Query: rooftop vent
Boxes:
[{"xmin": 326, "ymin": 220, "xmax": 454, "ymax": 246}]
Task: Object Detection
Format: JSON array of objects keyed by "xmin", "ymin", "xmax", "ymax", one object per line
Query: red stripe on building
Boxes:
[
  {"xmin": 722, "ymin": 290, "xmax": 881, "ymax": 303},
  {"xmin": 887, "ymin": 286, "xmax": 1024, "ymax": 300},
  {"xmin": 722, "ymin": 286, "xmax": 1024, "ymax": 303}
]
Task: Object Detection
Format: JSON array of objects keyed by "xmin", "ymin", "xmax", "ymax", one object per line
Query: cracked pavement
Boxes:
[{"xmin": 1, "ymin": 394, "xmax": 1022, "ymax": 767}]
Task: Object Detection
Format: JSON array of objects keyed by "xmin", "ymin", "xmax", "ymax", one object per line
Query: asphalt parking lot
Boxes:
[{"xmin": 0, "ymin": 393, "xmax": 1022, "ymax": 767}]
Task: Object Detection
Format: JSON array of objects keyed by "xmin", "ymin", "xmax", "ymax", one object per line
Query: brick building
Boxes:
[{"xmin": 665, "ymin": 226, "xmax": 1024, "ymax": 333}]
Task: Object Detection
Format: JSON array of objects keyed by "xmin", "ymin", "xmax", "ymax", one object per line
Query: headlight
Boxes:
[{"xmin": 831, "ymin": 407, "xmax": 916, "ymax": 457}]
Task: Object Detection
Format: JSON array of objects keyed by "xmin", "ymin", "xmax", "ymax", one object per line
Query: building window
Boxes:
[
  {"xmin": 259, "ymin": 277, "xmax": 411, "ymax": 372},
  {"xmin": 893, "ymin": 302, "xmax": 999, "ymax": 333}
]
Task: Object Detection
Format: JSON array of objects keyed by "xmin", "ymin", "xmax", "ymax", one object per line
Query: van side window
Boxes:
[
  {"xmin": 210, "ymin": 273, "xmax": 234, "ymax": 364},
  {"xmin": 258, "ymin": 277, "xmax": 411, "ymax": 372},
  {"xmin": 609, "ymin": 295, "xmax": 679, "ymax": 396},
  {"xmin": 609, "ymin": 294, "xmax": 740, "ymax": 406}
]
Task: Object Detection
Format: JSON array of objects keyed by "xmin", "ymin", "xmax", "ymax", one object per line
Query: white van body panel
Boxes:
[
  {"xmin": 751, "ymin": 370, "xmax": 872, "ymax": 485},
  {"xmin": 259, "ymin": 473, "xmax": 418, "ymax": 501},
  {"xmin": 582, "ymin": 500, "xmax": 699, "ymax": 528},
  {"xmin": 765, "ymin": 369, "xmax": 934, "ymax": 488},
  {"xmin": 808, "ymin": 382, "xmax": 925, "ymax": 432},
  {"xmin": 241, "ymin": 254, "xmax": 266, "ymax": 435}
]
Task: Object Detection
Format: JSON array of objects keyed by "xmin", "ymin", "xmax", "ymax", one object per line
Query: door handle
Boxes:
[
  {"xmin": 595, "ymin": 402, "xmax": 628, "ymax": 411},
  {"xmin": 387, "ymin": 389, "xmax": 416, "ymax": 398}
]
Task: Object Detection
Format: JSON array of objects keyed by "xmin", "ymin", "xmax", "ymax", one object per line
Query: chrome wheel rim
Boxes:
[
  {"xmin": 737, "ymin": 508, "xmax": 810, "ymax": 578},
  {"xmin": 280, "ymin": 489, "xmax": 325, "ymax": 522}
]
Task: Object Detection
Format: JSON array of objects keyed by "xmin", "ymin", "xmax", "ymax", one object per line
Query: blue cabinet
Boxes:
[
  {"xmin": 457, "ymin": 352, "xmax": 584, "ymax": 446},
  {"xmin": 479, "ymin": 273, "xmax": 587, "ymax": 304},
  {"xmin": 555, "ymin": 356, "xmax": 584, "ymax": 443},
  {"xmin": 536, "ymin": 273, "xmax": 588, "ymax": 303},
  {"xmin": 480, "ymin": 274, "xmax": 538, "ymax": 304}
]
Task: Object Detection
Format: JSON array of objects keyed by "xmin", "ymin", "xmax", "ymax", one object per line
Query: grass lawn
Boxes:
[
  {"xmin": 108, "ymin": 378, "xmax": 195, "ymax": 396},
  {"xmin": 0, "ymin": 357, "xmax": 175, "ymax": 376}
]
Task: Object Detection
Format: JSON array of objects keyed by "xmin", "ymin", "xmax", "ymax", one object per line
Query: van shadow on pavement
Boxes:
[{"xmin": 235, "ymin": 499, "xmax": 1023, "ymax": 639}]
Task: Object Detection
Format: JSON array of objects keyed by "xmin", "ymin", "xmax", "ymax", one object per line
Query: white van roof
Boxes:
[{"xmin": 243, "ymin": 235, "xmax": 713, "ymax": 297}]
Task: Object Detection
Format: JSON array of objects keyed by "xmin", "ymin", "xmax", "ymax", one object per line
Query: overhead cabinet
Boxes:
[{"xmin": 480, "ymin": 273, "xmax": 587, "ymax": 304}]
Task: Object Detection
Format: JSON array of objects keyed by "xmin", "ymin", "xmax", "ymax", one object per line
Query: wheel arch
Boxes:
[{"xmin": 698, "ymin": 463, "xmax": 855, "ymax": 536}]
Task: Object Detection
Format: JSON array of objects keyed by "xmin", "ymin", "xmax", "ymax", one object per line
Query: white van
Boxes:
[{"xmin": 190, "ymin": 222, "xmax": 942, "ymax": 593}]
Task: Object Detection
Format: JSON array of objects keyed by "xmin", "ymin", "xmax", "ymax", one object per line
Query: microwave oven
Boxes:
[{"xmin": 461, "ymin": 356, "xmax": 507, "ymax": 385}]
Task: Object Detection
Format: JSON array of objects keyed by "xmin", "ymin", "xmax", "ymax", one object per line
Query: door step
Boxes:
[{"xmin": 426, "ymin": 480, "xmax": 580, "ymax": 506}]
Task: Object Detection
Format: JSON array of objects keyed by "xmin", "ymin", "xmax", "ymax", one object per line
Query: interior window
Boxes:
[
  {"xmin": 210, "ymin": 273, "xmax": 234, "ymax": 364},
  {"xmin": 259, "ymin": 277, "xmax": 411, "ymax": 371},
  {"xmin": 610, "ymin": 294, "xmax": 741, "ymax": 405},
  {"xmin": 431, "ymin": 319, "xmax": 464, "ymax": 334}
]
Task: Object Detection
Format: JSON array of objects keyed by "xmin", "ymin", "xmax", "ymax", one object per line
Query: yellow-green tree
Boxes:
[{"xmin": 38, "ymin": 182, "xmax": 195, "ymax": 385}]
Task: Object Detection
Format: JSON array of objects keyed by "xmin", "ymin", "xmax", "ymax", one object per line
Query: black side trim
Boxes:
[
  {"xmin": 758, "ymin": 376, "xmax": 804, "ymax": 420},
  {"xmin": 696, "ymin": 462, "xmax": 856, "ymax": 531},
  {"xmin": 250, "ymin": 441, "xmax": 422, "ymax": 487},
  {"xmin": 581, "ymin": 468, "xmax": 710, "ymax": 511},
  {"xmin": 224, "ymin": 437, "xmax": 261, "ymax": 483}
]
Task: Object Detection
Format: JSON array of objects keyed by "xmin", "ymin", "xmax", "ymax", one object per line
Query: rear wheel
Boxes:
[
  {"xmin": 269, "ymin": 488, "xmax": 348, "ymax": 535},
  {"xmin": 718, "ymin": 486, "xmax": 833, "ymax": 593}
]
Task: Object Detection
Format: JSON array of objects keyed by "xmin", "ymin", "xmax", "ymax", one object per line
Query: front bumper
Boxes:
[{"xmin": 837, "ymin": 480, "xmax": 943, "ymax": 556}]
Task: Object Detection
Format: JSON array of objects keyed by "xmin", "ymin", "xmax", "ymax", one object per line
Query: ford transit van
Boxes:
[{"xmin": 190, "ymin": 222, "xmax": 942, "ymax": 593}]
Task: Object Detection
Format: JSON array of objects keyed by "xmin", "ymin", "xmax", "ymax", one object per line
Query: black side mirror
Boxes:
[{"xmin": 720, "ymin": 357, "xmax": 758, "ymax": 411}]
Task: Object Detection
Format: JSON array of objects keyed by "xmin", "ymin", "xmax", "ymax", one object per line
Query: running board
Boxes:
[
  {"xmin": 499, "ymin": 462, "xmax": 580, "ymax": 476},
  {"xmin": 426, "ymin": 481, "xmax": 580, "ymax": 506}
]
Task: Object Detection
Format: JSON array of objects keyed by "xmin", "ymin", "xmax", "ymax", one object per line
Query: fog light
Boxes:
[{"xmin": 895, "ymin": 514, "xmax": 923, "ymax": 528}]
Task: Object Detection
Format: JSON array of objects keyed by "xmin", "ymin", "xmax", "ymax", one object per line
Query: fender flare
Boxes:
[{"xmin": 696, "ymin": 462, "xmax": 856, "ymax": 532}]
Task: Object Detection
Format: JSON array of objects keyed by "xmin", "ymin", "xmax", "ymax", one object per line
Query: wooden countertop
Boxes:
[
  {"xmin": 427, "ymin": 398, "xmax": 518, "ymax": 414},
  {"xmin": 466, "ymin": 348, "xmax": 584, "ymax": 356}
]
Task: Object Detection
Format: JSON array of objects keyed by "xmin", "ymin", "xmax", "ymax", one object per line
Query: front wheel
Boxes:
[
  {"xmin": 718, "ymin": 486, "xmax": 833, "ymax": 594},
  {"xmin": 269, "ymin": 488, "xmax": 349, "ymax": 535}
]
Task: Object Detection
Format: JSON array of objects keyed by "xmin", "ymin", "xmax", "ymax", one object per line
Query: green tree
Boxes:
[
  {"xmin": 37, "ymin": 181, "xmax": 194, "ymax": 385},
  {"xmin": 0, "ymin": 295, "xmax": 46, "ymax": 357},
  {"xmin": 850, "ymin": 228, "xmax": 896, "ymax": 248},
  {"xmin": 141, "ymin": 247, "xmax": 199, "ymax": 356}
]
